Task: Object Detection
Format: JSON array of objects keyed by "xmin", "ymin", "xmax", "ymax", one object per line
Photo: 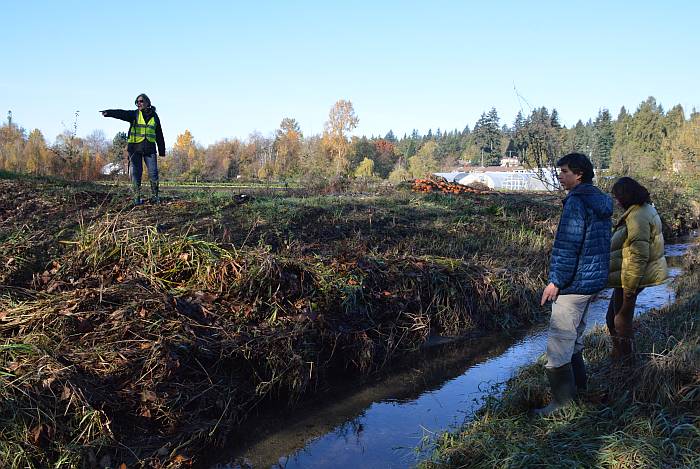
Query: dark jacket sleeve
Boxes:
[
  {"xmin": 102, "ymin": 109, "xmax": 136, "ymax": 123},
  {"xmin": 548, "ymin": 196, "xmax": 586, "ymax": 289},
  {"xmin": 154, "ymin": 112, "xmax": 166, "ymax": 156}
]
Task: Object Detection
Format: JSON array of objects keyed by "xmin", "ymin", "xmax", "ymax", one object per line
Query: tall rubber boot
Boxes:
[
  {"xmin": 571, "ymin": 352, "xmax": 587, "ymax": 392},
  {"xmin": 533, "ymin": 363, "xmax": 576, "ymax": 416},
  {"xmin": 150, "ymin": 181, "xmax": 160, "ymax": 204},
  {"xmin": 132, "ymin": 181, "xmax": 143, "ymax": 206}
]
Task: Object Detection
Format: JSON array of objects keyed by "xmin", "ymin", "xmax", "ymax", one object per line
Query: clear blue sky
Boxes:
[{"xmin": 2, "ymin": 1, "xmax": 698, "ymax": 148}]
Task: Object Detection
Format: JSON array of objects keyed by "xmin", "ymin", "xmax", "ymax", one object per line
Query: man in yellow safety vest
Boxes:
[{"xmin": 101, "ymin": 93, "xmax": 165, "ymax": 205}]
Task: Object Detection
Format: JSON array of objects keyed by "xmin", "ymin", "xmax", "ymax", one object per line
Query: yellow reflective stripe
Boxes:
[
  {"xmin": 127, "ymin": 111, "xmax": 157, "ymax": 143},
  {"xmin": 145, "ymin": 116, "xmax": 157, "ymax": 142}
]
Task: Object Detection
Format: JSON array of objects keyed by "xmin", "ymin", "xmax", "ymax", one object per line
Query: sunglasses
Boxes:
[{"xmin": 136, "ymin": 100, "xmax": 145, "ymax": 103}]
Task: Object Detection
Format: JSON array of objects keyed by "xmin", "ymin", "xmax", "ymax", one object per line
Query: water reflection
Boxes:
[{"xmin": 212, "ymin": 243, "xmax": 691, "ymax": 469}]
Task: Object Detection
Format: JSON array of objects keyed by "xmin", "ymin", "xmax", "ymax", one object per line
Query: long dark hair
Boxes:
[
  {"xmin": 134, "ymin": 93, "xmax": 151, "ymax": 107},
  {"xmin": 611, "ymin": 177, "xmax": 651, "ymax": 209}
]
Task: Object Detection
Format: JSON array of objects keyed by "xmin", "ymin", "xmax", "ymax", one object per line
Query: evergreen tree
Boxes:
[
  {"xmin": 592, "ymin": 109, "xmax": 614, "ymax": 169},
  {"xmin": 571, "ymin": 120, "xmax": 591, "ymax": 154},
  {"xmin": 629, "ymin": 96, "xmax": 666, "ymax": 172},
  {"xmin": 110, "ymin": 131, "xmax": 128, "ymax": 164},
  {"xmin": 473, "ymin": 108, "xmax": 502, "ymax": 165},
  {"xmin": 665, "ymin": 104, "xmax": 685, "ymax": 136},
  {"xmin": 405, "ymin": 139, "xmax": 417, "ymax": 158},
  {"xmin": 512, "ymin": 111, "xmax": 527, "ymax": 160},
  {"xmin": 550, "ymin": 109, "xmax": 561, "ymax": 128},
  {"xmin": 610, "ymin": 106, "xmax": 635, "ymax": 173},
  {"xmin": 520, "ymin": 106, "xmax": 562, "ymax": 179}
]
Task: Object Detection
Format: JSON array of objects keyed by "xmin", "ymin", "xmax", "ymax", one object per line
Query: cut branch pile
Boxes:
[{"xmin": 412, "ymin": 177, "xmax": 490, "ymax": 195}]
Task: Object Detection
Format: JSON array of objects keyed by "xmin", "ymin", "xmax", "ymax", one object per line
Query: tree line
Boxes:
[{"xmin": 1, "ymin": 97, "xmax": 698, "ymax": 191}]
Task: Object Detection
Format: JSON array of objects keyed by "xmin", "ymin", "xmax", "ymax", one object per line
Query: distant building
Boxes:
[
  {"xmin": 101, "ymin": 162, "xmax": 126, "ymax": 176},
  {"xmin": 433, "ymin": 171, "xmax": 470, "ymax": 183},
  {"xmin": 499, "ymin": 157, "xmax": 520, "ymax": 168},
  {"xmin": 434, "ymin": 167, "xmax": 559, "ymax": 191}
]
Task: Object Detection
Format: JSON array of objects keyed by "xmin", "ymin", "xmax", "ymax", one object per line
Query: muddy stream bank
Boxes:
[{"xmin": 209, "ymin": 241, "xmax": 692, "ymax": 469}]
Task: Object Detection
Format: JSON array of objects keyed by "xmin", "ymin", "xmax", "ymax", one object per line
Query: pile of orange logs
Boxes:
[{"xmin": 412, "ymin": 177, "xmax": 488, "ymax": 195}]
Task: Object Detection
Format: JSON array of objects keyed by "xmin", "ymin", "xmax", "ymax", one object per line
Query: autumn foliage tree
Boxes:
[
  {"xmin": 23, "ymin": 129, "xmax": 50, "ymax": 176},
  {"xmin": 408, "ymin": 140, "xmax": 439, "ymax": 178},
  {"xmin": 0, "ymin": 121, "xmax": 26, "ymax": 173},
  {"xmin": 273, "ymin": 118, "xmax": 302, "ymax": 180},
  {"xmin": 372, "ymin": 139, "xmax": 397, "ymax": 178},
  {"xmin": 165, "ymin": 130, "xmax": 204, "ymax": 180},
  {"xmin": 322, "ymin": 99, "xmax": 359, "ymax": 176},
  {"xmin": 204, "ymin": 139, "xmax": 243, "ymax": 180},
  {"xmin": 353, "ymin": 157, "xmax": 375, "ymax": 179},
  {"xmin": 2, "ymin": 96, "xmax": 700, "ymax": 190}
]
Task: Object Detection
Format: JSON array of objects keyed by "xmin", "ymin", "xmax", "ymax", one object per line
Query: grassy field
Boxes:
[
  {"xmin": 0, "ymin": 174, "xmax": 564, "ymax": 468},
  {"xmin": 420, "ymin": 246, "xmax": 700, "ymax": 469}
]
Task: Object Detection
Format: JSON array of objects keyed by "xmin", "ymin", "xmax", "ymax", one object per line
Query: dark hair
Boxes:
[
  {"xmin": 134, "ymin": 93, "xmax": 151, "ymax": 107},
  {"xmin": 611, "ymin": 177, "xmax": 651, "ymax": 209},
  {"xmin": 556, "ymin": 152, "xmax": 594, "ymax": 183}
]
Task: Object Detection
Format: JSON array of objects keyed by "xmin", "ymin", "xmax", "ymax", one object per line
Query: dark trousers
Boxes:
[
  {"xmin": 130, "ymin": 152, "xmax": 159, "ymax": 188},
  {"xmin": 606, "ymin": 287, "xmax": 643, "ymax": 359}
]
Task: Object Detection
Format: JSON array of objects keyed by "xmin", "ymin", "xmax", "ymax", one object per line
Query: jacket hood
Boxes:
[
  {"xmin": 139, "ymin": 106, "xmax": 157, "ymax": 116},
  {"xmin": 567, "ymin": 183, "xmax": 613, "ymax": 219}
]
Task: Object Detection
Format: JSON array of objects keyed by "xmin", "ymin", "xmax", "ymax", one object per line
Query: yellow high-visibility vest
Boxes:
[{"xmin": 127, "ymin": 111, "xmax": 157, "ymax": 143}]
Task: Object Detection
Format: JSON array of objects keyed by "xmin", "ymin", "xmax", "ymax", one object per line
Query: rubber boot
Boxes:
[
  {"xmin": 533, "ymin": 363, "xmax": 576, "ymax": 416},
  {"xmin": 132, "ymin": 181, "xmax": 143, "ymax": 206},
  {"xmin": 571, "ymin": 352, "xmax": 587, "ymax": 392},
  {"xmin": 150, "ymin": 181, "xmax": 160, "ymax": 204}
]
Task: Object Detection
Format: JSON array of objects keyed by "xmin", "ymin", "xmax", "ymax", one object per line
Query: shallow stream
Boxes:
[{"xmin": 211, "ymin": 241, "xmax": 692, "ymax": 469}]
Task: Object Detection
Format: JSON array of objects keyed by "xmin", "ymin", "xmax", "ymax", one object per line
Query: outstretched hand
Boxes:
[
  {"xmin": 100, "ymin": 111, "xmax": 106, "ymax": 116},
  {"xmin": 541, "ymin": 282, "xmax": 559, "ymax": 306}
]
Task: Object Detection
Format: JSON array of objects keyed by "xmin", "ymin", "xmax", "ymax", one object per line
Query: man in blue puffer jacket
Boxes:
[{"xmin": 535, "ymin": 152, "xmax": 613, "ymax": 416}]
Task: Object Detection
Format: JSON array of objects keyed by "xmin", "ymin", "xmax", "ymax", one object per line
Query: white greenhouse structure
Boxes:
[{"xmin": 434, "ymin": 168, "xmax": 560, "ymax": 191}]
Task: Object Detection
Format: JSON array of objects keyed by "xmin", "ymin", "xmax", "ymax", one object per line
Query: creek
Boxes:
[{"xmin": 210, "ymin": 241, "xmax": 693, "ymax": 469}]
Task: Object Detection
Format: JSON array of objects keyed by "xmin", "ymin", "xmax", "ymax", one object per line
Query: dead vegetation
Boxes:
[{"xmin": 0, "ymin": 175, "xmax": 560, "ymax": 468}]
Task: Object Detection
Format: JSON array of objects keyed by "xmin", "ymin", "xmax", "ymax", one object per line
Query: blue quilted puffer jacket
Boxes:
[{"xmin": 548, "ymin": 183, "xmax": 613, "ymax": 294}]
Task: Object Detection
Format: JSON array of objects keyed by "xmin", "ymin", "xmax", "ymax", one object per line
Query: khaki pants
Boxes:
[{"xmin": 545, "ymin": 293, "xmax": 594, "ymax": 369}]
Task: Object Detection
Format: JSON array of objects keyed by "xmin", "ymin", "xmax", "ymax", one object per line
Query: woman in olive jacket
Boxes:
[{"xmin": 606, "ymin": 177, "xmax": 668, "ymax": 361}]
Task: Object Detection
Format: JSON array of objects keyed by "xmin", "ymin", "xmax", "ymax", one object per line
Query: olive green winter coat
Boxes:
[{"xmin": 608, "ymin": 203, "xmax": 668, "ymax": 290}]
